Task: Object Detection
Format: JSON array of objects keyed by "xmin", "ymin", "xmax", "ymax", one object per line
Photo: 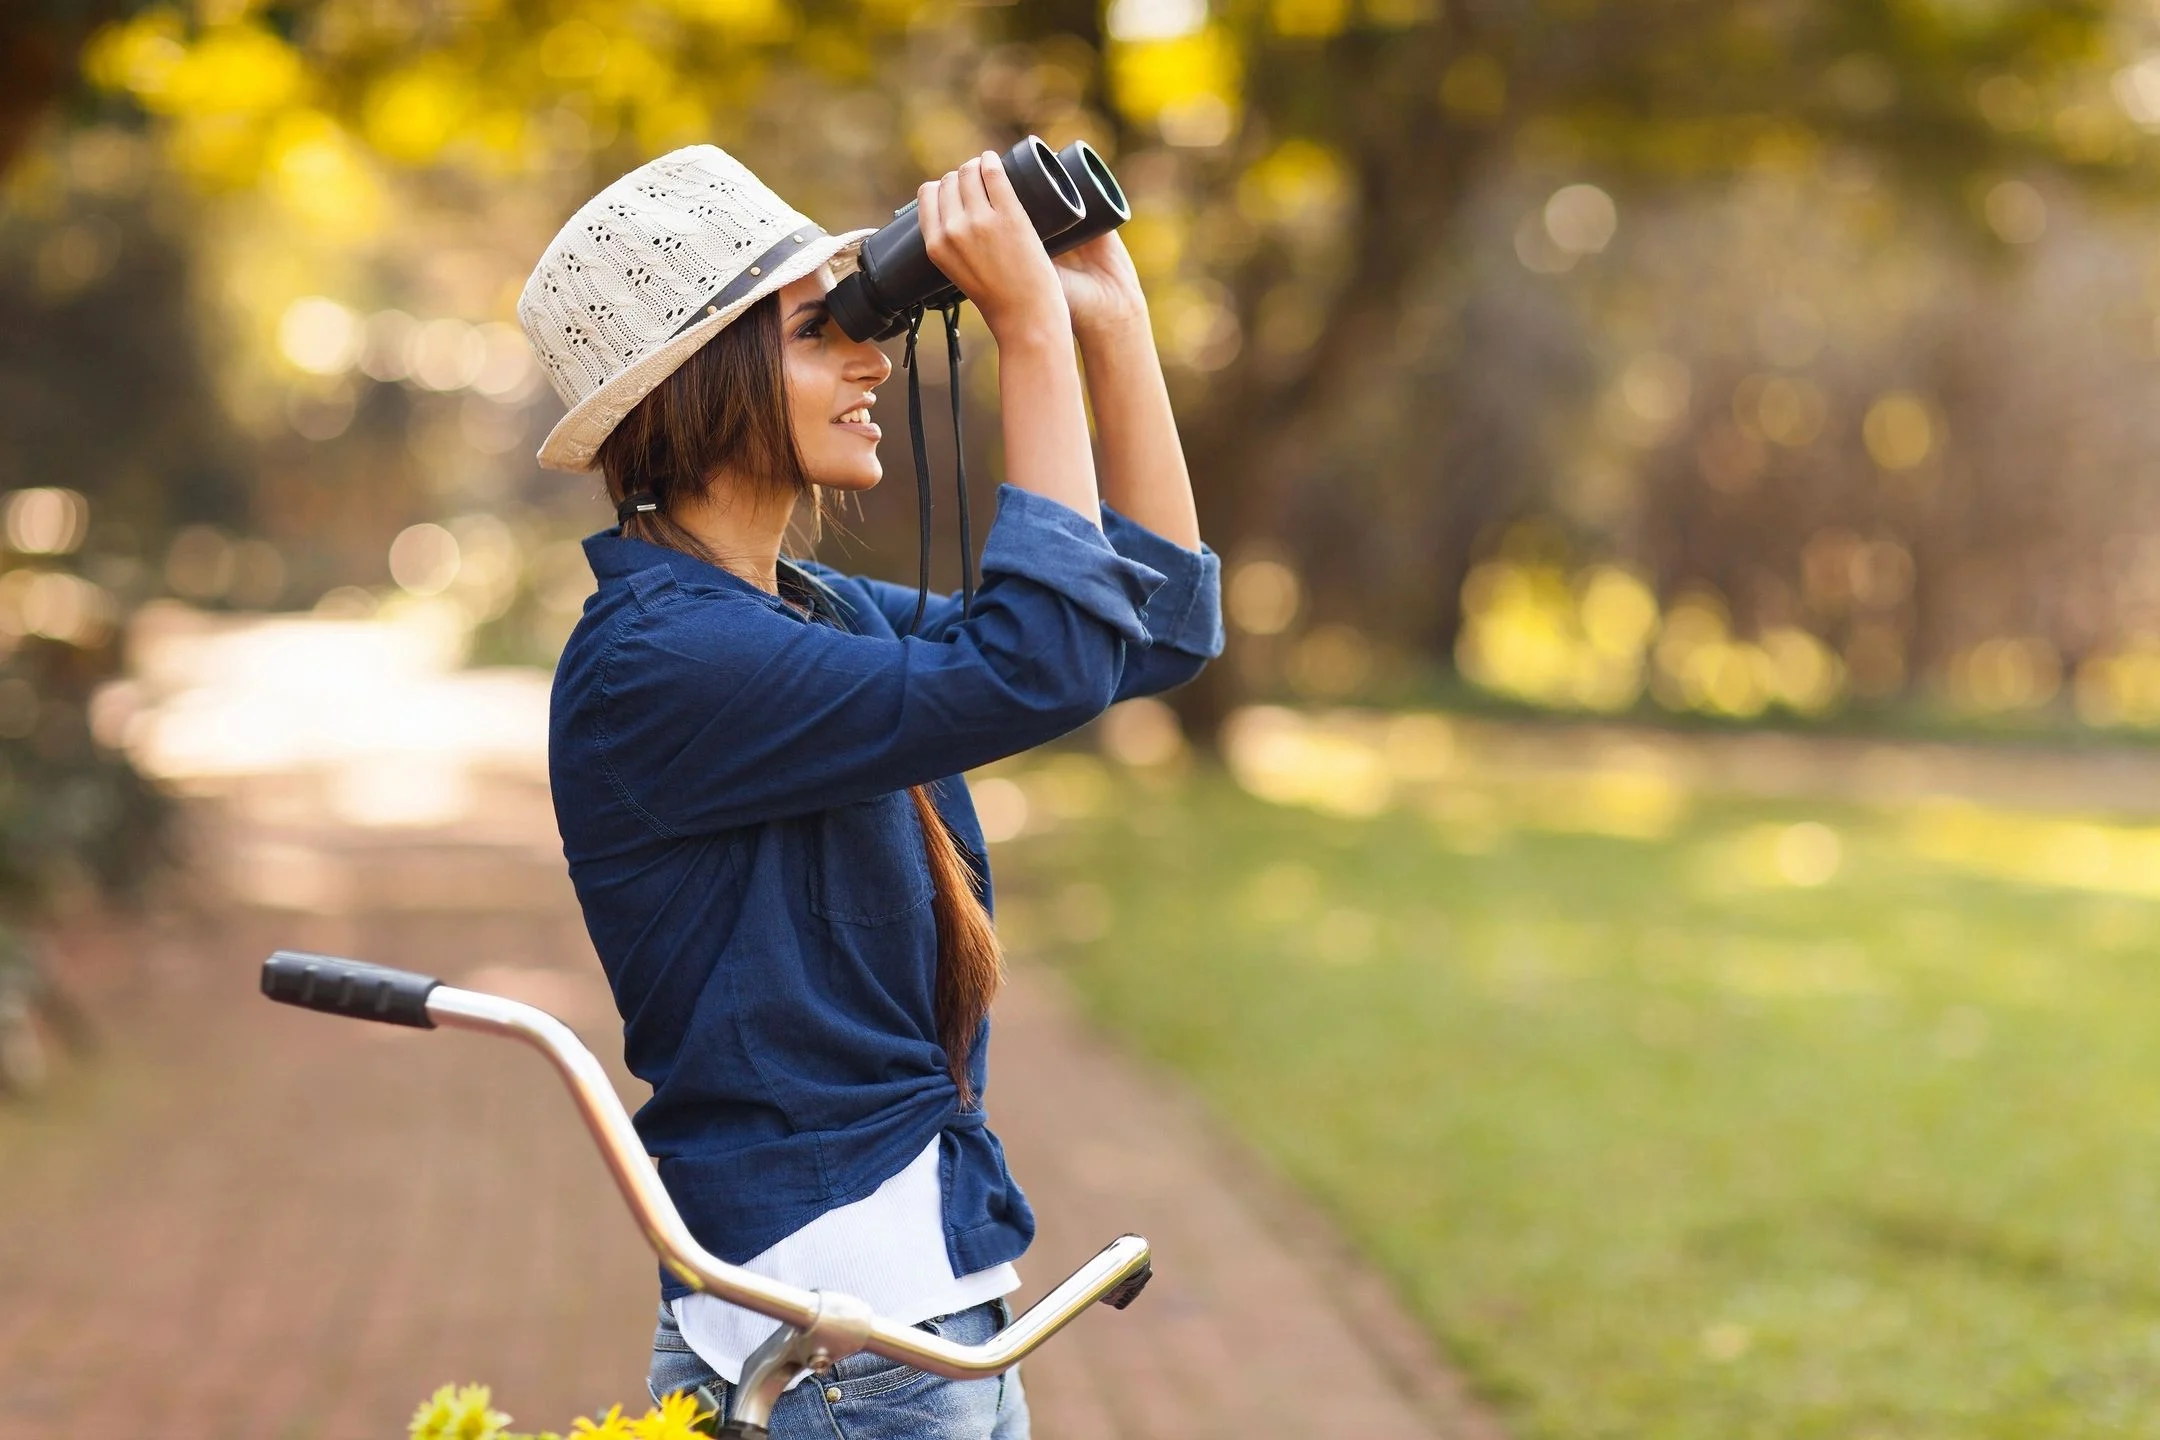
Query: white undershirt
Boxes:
[{"xmin": 672, "ymin": 1137, "xmax": 1021, "ymax": 1386}]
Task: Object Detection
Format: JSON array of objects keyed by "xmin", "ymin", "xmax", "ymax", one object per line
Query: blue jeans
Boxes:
[{"xmin": 648, "ymin": 1297, "xmax": 1031, "ymax": 1439}]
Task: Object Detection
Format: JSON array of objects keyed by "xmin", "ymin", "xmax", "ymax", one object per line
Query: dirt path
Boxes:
[{"xmin": 0, "ymin": 793, "xmax": 1499, "ymax": 1440}]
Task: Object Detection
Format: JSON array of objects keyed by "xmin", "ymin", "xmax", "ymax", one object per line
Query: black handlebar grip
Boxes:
[
  {"xmin": 260, "ymin": 951, "xmax": 440, "ymax": 1028},
  {"xmin": 1100, "ymin": 1256, "xmax": 1152, "ymax": 1310}
]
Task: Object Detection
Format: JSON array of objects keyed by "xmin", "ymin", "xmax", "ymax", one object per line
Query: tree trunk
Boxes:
[
  {"xmin": 0, "ymin": 2, "xmax": 136, "ymax": 179},
  {"xmin": 1172, "ymin": 126, "xmax": 1495, "ymax": 743}
]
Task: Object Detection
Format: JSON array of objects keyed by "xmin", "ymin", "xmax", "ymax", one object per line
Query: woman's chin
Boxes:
[{"xmin": 813, "ymin": 465, "xmax": 882, "ymax": 493}]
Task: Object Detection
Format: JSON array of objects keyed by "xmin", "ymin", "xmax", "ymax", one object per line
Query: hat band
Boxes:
[{"xmin": 669, "ymin": 225, "xmax": 831, "ymax": 339}]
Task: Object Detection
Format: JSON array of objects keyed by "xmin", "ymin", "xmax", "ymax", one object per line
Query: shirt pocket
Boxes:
[{"xmin": 807, "ymin": 789, "xmax": 935, "ymax": 926}]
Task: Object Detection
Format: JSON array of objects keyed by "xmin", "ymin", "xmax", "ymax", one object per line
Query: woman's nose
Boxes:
[{"xmin": 847, "ymin": 340, "xmax": 894, "ymax": 386}]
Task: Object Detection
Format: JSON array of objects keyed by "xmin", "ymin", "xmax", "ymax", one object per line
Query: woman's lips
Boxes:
[{"xmin": 833, "ymin": 418, "xmax": 881, "ymax": 440}]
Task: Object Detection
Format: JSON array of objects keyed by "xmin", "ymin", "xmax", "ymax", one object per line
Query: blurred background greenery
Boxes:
[{"xmin": 18, "ymin": 0, "xmax": 2160, "ymax": 1433}]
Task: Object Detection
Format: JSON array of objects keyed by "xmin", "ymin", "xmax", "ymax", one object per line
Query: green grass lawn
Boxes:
[{"xmin": 986, "ymin": 734, "xmax": 2160, "ymax": 1439}]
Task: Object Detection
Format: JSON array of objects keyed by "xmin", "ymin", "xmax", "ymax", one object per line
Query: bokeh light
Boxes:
[
  {"xmin": 1226, "ymin": 559, "xmax": 1302, "ymax": 636},
  {"xmin": 389, "ymin": 523, "xmax": 461, "ymax": 596},
  {"xmin": 3, "ymin": 488, "xmax": 90, "ymax": 556},
  {"xmin": 1544, "ymin": 183, "xmax": 1617, "ymax": 255},
  {"xmin": 1984, "ymin": 179, "xmax": 2047, "ymax": 243},
  {"xmin": 1863, "ymin": 392, "xmax": 1936, "ymax": 470},
  {"xmin": 1099, "ymin": 697, "xmax": 1186, "ymax": 767},
  {"xmin": 276, "ymin": 296, "xmax": 363, "ymax": 375}
]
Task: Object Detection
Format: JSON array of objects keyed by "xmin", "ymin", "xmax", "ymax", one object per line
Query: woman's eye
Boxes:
[{"xmin": 796, "ymin": 319, "xmax": 825, "ymax": 340}]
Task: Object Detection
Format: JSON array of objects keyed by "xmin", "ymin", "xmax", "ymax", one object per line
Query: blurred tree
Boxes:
[
  {"xmin": 20, "ymin": 0, "xmax": 2156, "ymax": 739},
  {"xmin": 1037, "ymin": 0, "xmax": 2133, "ymax": 730}
]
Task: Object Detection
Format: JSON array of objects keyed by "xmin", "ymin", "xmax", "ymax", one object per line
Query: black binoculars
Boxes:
[{"xmin": 825, "ymin": 136, "xmax": 1131, "ymax": 343}]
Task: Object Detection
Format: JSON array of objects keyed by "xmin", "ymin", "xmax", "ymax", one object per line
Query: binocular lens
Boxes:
[{"xmin": 827, "ymin": 136, "xmax": 1133, "ymax": 343}]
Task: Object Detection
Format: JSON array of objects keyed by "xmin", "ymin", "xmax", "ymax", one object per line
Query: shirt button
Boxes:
[{"xmin": 824, "ymin": 1385, "xmax": 843, "ymax": 1403}]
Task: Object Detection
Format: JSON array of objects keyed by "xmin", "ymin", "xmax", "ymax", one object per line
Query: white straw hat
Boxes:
[{"xmin": 519, "ymin": 145, "xmax": 876, "ymax": 473}]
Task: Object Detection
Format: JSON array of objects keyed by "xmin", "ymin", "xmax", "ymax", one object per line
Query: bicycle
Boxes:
[{"xmin": 259, "ymin": 951, "xmax": 1153, "ymax": 1440}]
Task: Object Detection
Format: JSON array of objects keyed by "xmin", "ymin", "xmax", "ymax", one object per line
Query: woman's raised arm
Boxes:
[
  {"xmin": 918, "ymin": 151, "xmax": 1102, "ymax": 529},
  {"xmin": 1055, "ymin": 232, "xmax": 1202, "ymax": 553},
  {"xmin": 567, "ymin": 487, "xmax": 1166, "ymax": 835}
]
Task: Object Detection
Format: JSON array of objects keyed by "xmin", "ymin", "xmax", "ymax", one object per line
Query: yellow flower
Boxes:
[
  {"xmin": 632, "ymin": 1391, "xmax": 717, "ymax": 1439},
  {"xmin": 568, "ymin": 1404, "xmax": 639, "ymax": 1439},
  {"xmin": 409, "ymin": 1383, "xmax": 514, "ymax": 1440}
]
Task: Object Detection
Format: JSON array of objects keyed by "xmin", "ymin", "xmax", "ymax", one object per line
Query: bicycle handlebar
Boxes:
[
  {"xmin": 259, "ymin": 951, "xmax": 1152, "ymax": 1390},
  {"xmin": 261, "ymin": 950, "xmax": 440, "ymax": 1027}
]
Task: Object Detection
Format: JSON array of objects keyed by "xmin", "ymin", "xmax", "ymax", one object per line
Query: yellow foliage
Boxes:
[
  {"xmin": 856, "ymin": 0, "xmax": 935, "ymax": 28},
  {"xmin": 1459, "ymin": 554, "xmax": 1846, "ymax": 721},
  {"xmin": 1580, "ymin": 565, "xmax": 1659, "ymax": 658},
  {"xmin": 538, "ymin": 18, "xmax": 610, "ymax": 80},
  {"xmin": 169, "ymin": 112, "xmax": 266, "ymax": 188},
  {"xmin": 170, "ymin": 25, "xmax": 307, "ymax": 113},
  {"xmin": 637, "ymin": 92, "xmax": 717, "ymax": 153},
  {"xmin": 2074, "ymin": 638, "xmax": 2160, "ymax": 727},
  {"xmin": 1236, "ymin": 139, "xmax": 1349, "ymax": 229},
  {"xmin": 664, "ymin": 0, "xmax": 802, "ymax": 43},
  {"xmin": 84, "ymin": 14, "xmax": 317, "ymax": 189},
  {"xmin": 907, "ymin": 104, "xmax": 991, "ymax": 174},
  {"xmin": 1759, "ymin": 627, "xmax": 1844, "ymax": 715},
  {"xmin": 471, "ymin": 109, "xmax": 532, "ymax": 168},
  {"xmin": 267, "ymin": 110, "xmax": 384, "ymax": 235},
  {"xmin": 90, "ymin": 18, "xmax": 307, "ymax": 117},
  {"xmin": 798, "ymin": 25, "xmax": 877, "ymax": 83},
  {"xmin": 1109, "ymin": 27, "xmax": 1241, "ymax": 124},
  {"xmin": 1271, "ymin": 0, "xmax": 1349, "ymax": 40},
  {"xmin": 364, "ymin": 63, "xmax": 474, "ymax": 166},
  {"xmin": 589, "ymin": 34, "xmax": 673, "ymax": 104},
  {"xmin": 1118, "ymin": 212, "xmax": 1187, "ymax": 281},
  {"xmin": 83, "ymin": 10, "xmax": 189, "ymax": 102},
  {"xmin": 1456, "ymin": 559, "xmax": 1656, "ymax": 714},
  {"xmin": 1363, "ymin": 0, "xmax": 1436, "ymax": 27}
]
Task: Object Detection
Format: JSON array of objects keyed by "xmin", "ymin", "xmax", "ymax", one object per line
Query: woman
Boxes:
[{"xmin": 519, "ymin": 142, "xmax": 1221, "ymax": 1439}]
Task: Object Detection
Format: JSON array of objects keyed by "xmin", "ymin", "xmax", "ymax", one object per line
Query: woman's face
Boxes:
[{"xmin": 780, "ymin": 269, "xmax": 893, "ymax": 493}]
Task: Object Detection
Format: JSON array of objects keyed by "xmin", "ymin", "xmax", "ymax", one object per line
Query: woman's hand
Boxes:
[
  {"xmin": 1053, "ymin": 230, "xmax": 1148, "ymax": 343},
  {"xmin": 918, "ymin": 152, "xmax": 1068, "ymax": 346}
]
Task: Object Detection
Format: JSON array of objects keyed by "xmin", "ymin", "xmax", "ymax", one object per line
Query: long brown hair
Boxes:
[{"xmin": 595, "ymin": 294, "xmax": 1004, "ymax": 1106}]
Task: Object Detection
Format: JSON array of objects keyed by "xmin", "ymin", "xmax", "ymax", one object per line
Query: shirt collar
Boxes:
[
  {"xmin": 580, "ymin": 529, "xmax": 855, "ymax": 628},
  {"xmin": 583, "ymin": 528, "xmax": 748, "ymax": 591}
]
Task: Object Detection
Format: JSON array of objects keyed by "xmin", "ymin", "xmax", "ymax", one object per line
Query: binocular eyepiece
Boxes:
[{"xmin": 826, "ymin": 136, "xmax": 1132, "ymax": 343}]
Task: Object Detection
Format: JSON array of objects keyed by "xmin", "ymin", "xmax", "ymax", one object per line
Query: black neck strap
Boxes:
[
  {"xmin": 942, "ymin": 299, "xmax": 975, "ymax": 618},
  {"xmin": 904, "ymin": 308, "xmax": 933, "ymax": 635},
  {"xmin": 900, "ymin": 302, "xmax": 975, "ymax": 637}
]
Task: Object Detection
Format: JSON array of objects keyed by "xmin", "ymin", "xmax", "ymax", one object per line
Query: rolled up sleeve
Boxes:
[
  {"xmin": 1100, "ymin": 503, "xmax": 1224, "ymax": 699},
  {"xmin": 595, "ymin": 485, "xmax": 1166, "ymax": 835}
]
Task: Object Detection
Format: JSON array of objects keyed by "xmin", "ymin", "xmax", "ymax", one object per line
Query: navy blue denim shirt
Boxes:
[{"xmin": 549, "ymin": 485, "xmax": 1222, "ymax": 1300}]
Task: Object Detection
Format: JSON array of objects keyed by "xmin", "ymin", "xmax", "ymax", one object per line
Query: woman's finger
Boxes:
[
  {"xmin": 978, "ymin": 148, "xmax": 1024, "ymax": 223},
  {"xmin": 917, "ymin": 178, "xmax": 944, "ymax": 260},
  {"xmin": 932, "ymin": 170, "xmax": 964, "ymax": 264},
  {"xmin": 938, "ymin": 167, "xmax": 968, "ymax": 237},
  {"xmin": 955, "ymin": 155, "xmax": 992, "ymax": 227}
]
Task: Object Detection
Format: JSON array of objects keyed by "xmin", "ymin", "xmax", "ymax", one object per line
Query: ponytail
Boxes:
[{"xmin": 909, "ymin": 784, "xmax": 1004, "ymax": 1108}]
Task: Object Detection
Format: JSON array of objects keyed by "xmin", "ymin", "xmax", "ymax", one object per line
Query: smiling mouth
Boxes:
[{"xmin": 836, "ymin": 408, "xmax": 873, "ymax": 424}]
